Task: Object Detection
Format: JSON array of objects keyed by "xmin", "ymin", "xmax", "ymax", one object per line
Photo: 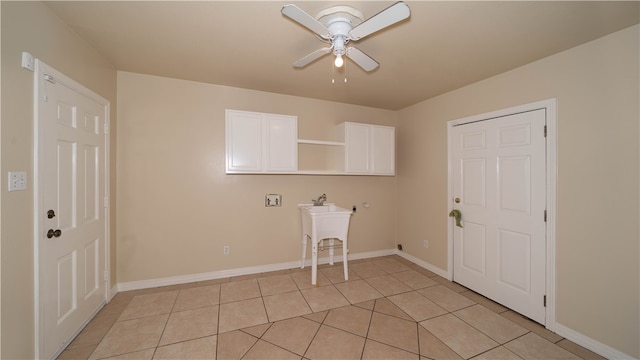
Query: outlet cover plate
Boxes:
[
  {"xmin": 21, "ymin": 52, "xmax": 34, "ymax": 71},
  {"xmin": 265, "ymin": 194, "xmax": 282, "ymax": 207}
]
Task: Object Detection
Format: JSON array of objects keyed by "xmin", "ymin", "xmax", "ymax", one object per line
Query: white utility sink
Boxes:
[{"xmin": 298, "ymin": 203, "xmax": 353, "ymax": 285}]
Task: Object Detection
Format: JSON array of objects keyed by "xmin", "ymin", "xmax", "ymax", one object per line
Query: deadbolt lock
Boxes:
[{"xmin": 454, "ymin": 198, "xmax": 461, "ymax": 203}]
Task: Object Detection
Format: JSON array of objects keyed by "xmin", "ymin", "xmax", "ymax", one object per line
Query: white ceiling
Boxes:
[{"xmin": 45, "ymin": 1, "xmax": 639, "ymax": 110}]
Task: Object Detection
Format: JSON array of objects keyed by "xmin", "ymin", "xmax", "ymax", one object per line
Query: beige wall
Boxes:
[
  {"xmin": 1, "ymin": 1, "xmax": 637, "ymax": 358},
  {"xmin": 0, "ymin": 2, "xmax": 117, "ymax": 358},
  {"xmin": 116, "ymin": 72, "xmax": 397, "ymax": 283},
  {"xmin": 397, "ymin": 25, "xmax": 639, "ymax": 357}
]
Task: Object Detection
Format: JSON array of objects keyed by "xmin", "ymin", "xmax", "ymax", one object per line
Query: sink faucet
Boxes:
[{"xmin": 313, "ymin": 194, "xmax": 327, "ymax": 206}]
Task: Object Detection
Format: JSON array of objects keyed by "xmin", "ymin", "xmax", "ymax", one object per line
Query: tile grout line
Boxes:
[
  {"xmin": 62, "ymin": 256, "xmax": 590, "ymax": 360},
  {"xmin": 215, "ymin": 282, "xmax": 222, "ymax": 360}
]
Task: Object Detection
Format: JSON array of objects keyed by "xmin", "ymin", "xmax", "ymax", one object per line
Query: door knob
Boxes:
[
  {"xmin": 449, "ymin": 210, "xmax": 463, "ymax": 228},
  {"xmin": 47, "ymin": 229, "xmax": 62, "ymax": 238},
  {"xmin": 454, "ymin": 197, "xmax": 461, "ymax": 203},
  {"xmin": 47, "ymin": 209, "xmax": 56, "ymax": 219}
]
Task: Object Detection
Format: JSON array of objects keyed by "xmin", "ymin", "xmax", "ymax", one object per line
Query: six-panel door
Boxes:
[{"xmin": 452, "ymin": 109, "xmax": 547, "ymax": 324}]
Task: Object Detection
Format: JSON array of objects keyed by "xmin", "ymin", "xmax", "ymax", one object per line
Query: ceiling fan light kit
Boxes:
[{"xmin": 282, "ymin": 1, "xmax": 410, "ymax": 73}]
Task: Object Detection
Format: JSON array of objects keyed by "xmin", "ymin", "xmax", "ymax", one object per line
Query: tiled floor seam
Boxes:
[
  {"xmin": 448, "ymin": 303, "xmax": 502, "ymax": 344},
  {"xmin": 155, "ymin": 289, "xmax": 179, "ymax": 356},
  {"xmin": 300, "ymin": 316, "xmax": 325, "ymax": 359},
  {"xmin": 320, "ymin": 315, "xmax": 371, "ymax": 339},
  {"xmin": 238, "ymin": 334, "xmax": 262, "ymax": 359},
  {"xmin": 258, "ymin": 295, "xmax": 271, "ymax": 323},
  {"xmin": 471, "ymin": 343, "xmax": 522, "ymax": 360}
]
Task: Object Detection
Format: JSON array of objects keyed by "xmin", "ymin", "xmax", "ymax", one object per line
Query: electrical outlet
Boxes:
[
  {"xmin": 423, "ymin": 240, "xmax": 429, "ymax": 248},
  {"xmin": 223, "ymin": 245, "xmax": 230, "ymax": 255},
  {"xmin": 265, "ymin": 194, "xmax": 282, "ymax": 207}
]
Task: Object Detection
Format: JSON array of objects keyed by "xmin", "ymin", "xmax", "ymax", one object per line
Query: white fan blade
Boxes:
[
  {"xmin": 349, "ymin": 1, "xmax": 410, "ymax": 41},
  {"xmin": 346, "ymin": 47, "xmax": 379, "ymax": 72},
  {"xmin": 293, "ymin": 47, "xmax": 332, "ymax": 68},
  {"xmin": 282, "ymin": 4, "xmax": 330, "ymax": 39}
]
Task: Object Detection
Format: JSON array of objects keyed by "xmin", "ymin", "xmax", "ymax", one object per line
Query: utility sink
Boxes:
[
  {"xmin": 298, "ymin": 203, "xmax": 353, "ymax": 285},
  {"xmin": 299, "ymin": 203, "xmax": 352, "ymax": 241}
]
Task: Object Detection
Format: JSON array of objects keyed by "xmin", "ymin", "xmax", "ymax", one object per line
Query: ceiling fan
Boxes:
[{"xmin": 281, "ymin": 2, "xmax": 411, "ymax": 72}]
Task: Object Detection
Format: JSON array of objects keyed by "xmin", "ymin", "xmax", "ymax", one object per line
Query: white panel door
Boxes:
[
  {"xmin": 37, "ymin": 62, "xmax": 107, "ymax": 359},
  {"xmin": 452, "ymin": 109, "xmax": 546, "ymax": 324}
]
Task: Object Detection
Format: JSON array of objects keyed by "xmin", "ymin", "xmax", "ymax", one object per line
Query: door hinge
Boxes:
[
  {"xmin": 103, "ymin": 122, "xmax": 109, "ymax": 135},
  {"xmin": 543, "ymin": 295, "xmax": 547, "ymax": 307},
  {"xmin": 43, "ymin": 73, "xmax": 56, "ymax": 84},
  {"xmin": 104, "ymin": 196, "xmax": 109, "ymax": 208},
  {"xmin": 544, "ymin": 210, "xmax": 547, "ymax": 222},
  {"xmin": 544, "ymin": 125, "xmax": 547, "ymax": 137}
]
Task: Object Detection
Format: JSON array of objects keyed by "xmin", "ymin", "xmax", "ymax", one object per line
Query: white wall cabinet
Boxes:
[
  {"xmin": 225, "ymin": 110, "xmax": 298, "ymax": 173},
  {"xmin": 225, "ymin": 111, "xmax": 394, "ymax": 175},
  {"xmin": 339, "ymin": 122, "xmax": 395, "ymax": 175},
  {"xmin": 343, "ymin": 122, "xmax": 371, "ymax": 173},
  {"xmin": 371, "ymin": 125, "xmax": 395, "ymax": 175}
]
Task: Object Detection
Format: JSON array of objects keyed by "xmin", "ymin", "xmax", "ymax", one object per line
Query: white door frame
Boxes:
[
  {"xmin": 447, "ymin": 98, "xmax": 557, "ymax": 331},
  {"xmin": 33, "ymin": 60, "xmax": 111, "ymax": 359}
]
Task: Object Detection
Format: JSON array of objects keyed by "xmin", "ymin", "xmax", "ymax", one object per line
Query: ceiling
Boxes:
[{"xmin": 45, "ymin": 1, "xmax": 639, "ymax": 110}]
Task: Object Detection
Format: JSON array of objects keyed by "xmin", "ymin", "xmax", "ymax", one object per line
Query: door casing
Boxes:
[{"xmin": 447, "ymin": 98, "xmax": 557, "ymax": 331}]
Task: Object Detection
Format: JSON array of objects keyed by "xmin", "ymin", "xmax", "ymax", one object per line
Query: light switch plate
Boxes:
[
  {"xmin": 265, "ymin": 194, "xmax": 282, "ymax": 207},
  {"xmin": 8, "ymin": 171, "xmax": 27, "ymax": 191},
  {"xmin": 21, "ymin": 52, "xmax": 34, "ymax": 71}
]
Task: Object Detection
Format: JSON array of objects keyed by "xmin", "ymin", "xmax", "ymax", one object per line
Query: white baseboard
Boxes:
[
  {"xmin": 553, "ymin": 322, "xmax": 636, "ymax": 360},
  {"xmin": 394, "ymin": 249, "xmax": 449, "ymax": 279},
  {"xmin": 117, "ymin": 248, "xmax": 395, "ymax": 292},
  {"xmin": 108, "ymin": 284, "xmax": 118, "ymax": 302}
]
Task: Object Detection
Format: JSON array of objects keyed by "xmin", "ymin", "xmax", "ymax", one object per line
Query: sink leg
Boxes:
[
  {"xmin": 343, "ymin": 238, "xmax": 349, "ymax": 281},
  {"xmin": 301, "ymin": 234, "xmax": 308, "ymax": 269},
  {"xmin": 311, "ymin": 238, "xmax": 318, "ymax": 286},
  {"xmin": 329, "ymin": 239, "xmax": 335, "ymax": 265}
]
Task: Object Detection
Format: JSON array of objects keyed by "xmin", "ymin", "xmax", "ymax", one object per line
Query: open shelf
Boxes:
[{"xmin": 297, "ymin": 139, "xmax": 345, "ymax": 146}]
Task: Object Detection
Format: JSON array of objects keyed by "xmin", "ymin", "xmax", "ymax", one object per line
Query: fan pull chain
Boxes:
[
  {"xmin": 344, "ymin": 60, "xmax": 348, "ymax": 83},
  {"xmin": 331, "ymin": 59, "xmax": 348, "ymax": 84},
  {"xmin": 331, "ymin": 61, "xmax": 335, "ymax": 84}
]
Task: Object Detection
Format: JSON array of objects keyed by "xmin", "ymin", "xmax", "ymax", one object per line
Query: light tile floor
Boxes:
[{"xmin": 58, "ymin": 256, "xmax": 605, "ymax": 360}]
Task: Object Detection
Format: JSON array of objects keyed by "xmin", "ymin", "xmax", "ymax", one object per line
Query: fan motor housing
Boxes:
[
  {"xmin": 316, "ymin": 5, "xmax": 364, "ymax": 27},
  {"xmin": 319, "ymin": 6, "xmax": 362, "ymax": 54}
]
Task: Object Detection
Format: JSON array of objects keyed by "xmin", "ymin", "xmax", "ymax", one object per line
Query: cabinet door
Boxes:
[
  {"xmin": 264, "ymin": 114, "xmax": 298, "ymax": 172},
  {"xmin": 226, "ymin": 110, "xmax": 263, "ymax": 172},
  {"xmin": 371, "ymin": 125, "xmax": 395, "ymax": 175},
  {"xmin": 344, "ymin": 123, "xmax": 370, "ymax": 173}
]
